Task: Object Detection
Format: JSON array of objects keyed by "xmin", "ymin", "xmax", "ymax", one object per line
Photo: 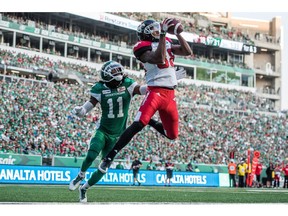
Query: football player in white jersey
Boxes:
[{"xmin": 99, "ymin": 18, "xmax": 192, "ymax": 174}]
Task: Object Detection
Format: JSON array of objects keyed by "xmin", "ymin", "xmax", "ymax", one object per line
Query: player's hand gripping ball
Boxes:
[{"xmin": 162, "ymin": 18, "xmax": 184, "ymax": 35}]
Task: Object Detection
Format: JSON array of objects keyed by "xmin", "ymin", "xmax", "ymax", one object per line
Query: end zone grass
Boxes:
[{"xmin": 1, "ymin": 185, "xmax": 288, "ymax": 203}]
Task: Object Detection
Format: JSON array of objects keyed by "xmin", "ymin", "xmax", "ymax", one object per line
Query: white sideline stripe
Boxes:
[
  {"xmin": 0, "ymin": 202, "xmax": 227, "ymax": 205},
  {"xmin": 1, "ymin": 184, "xmax": 288, "ymax": 194}
]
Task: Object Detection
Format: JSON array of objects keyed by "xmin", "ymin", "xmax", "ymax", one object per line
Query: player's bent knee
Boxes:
[
  {"xmin": 85, "ymin": 150, "xmax": 98, "ymax": 163},
  {"xmin": 132, "ymin": 121, "xmax": 145, "ymax": 131},
  {"xmin": 167, "ymin": 134, "xmax": 178, "ymax": 140}
]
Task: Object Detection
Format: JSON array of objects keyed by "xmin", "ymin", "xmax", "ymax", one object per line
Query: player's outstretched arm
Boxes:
[
  {"xmin": 172, "ymin": 33, "xmax": 192, "ymax": 56},
  {"xmin": 72, "ymin": 96, "xmax": 98, "ymax": 117},
  {"xmin": 133, "ymin": 85, "xmax": 147, "ymax": 95}
]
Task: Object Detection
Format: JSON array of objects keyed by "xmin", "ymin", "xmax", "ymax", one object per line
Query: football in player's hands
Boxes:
[{"xmin": 167, "ymin": 18, "xmax": 183, "ymax": 35}]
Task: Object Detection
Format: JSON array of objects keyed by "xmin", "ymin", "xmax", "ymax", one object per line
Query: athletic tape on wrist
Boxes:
[
  {"xmin": 139, "ymin": 85, "xmax": 147, "ymax": 95},
  {"xmin": 82, "ymin": 101, "xmax": 94, "ymax": 114}
]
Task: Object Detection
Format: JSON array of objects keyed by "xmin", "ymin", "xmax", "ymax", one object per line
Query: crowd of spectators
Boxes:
[
  {"xmin": 112, "ymin": 12, "xmax": 280, "ymax": 45},
  {"xmin": 0, "ymin": 12, "xmax": 260, "ymax": 75},
  {"xmin": 0, "ymin": 13, "xmax": 132, "ymax": 50},
  {"xmin": 186, "ymin": 54, "xmax": 251, "ymax": 70},
  {"xmin": 1, "ymin": 13, "xmax": 103, "ymax": 43},
  {"xmin": 1, "ymin": 70, "xmax": 287, "ymax": 167},
  {"xmin": 112, "ymin": 12, "xmax": 266, "ymax": 46},
  {"xmin": 0, "ymin": 49, "xmax": 99, "ymax": 80},
  {"xmin": 0, "ymin": 12, "xmax": 280, "ymax": 74},
  {"xmin": 0, "ymin": 78, "xmax": 93, "ymax": 159},
  {"xmin": 0, "ymin": 12, "xmax": 286, "ymax": 168},
  {"xmin": 0, "ymin": 48, "xmax": 274, "ymax": 112},
  {"xmin": 3, "ymin": 12, "xmax": 256, "ymax": 47}
]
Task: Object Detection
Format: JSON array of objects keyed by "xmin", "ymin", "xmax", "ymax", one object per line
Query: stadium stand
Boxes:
[
  {"xmin": 0, "ymin": 12, "xmax": 287, "ymax": 171},
  {"xmin": 1, "ymin": 71, "xmax": 287, "ymax": 168}
]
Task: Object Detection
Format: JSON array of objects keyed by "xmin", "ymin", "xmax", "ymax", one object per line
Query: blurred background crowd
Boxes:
[
  {"xmin": 1, "ymin": 66, "xmax": 287, "ymax": 168},
  {"xmin": 0, "ymin": 12, "xmax": 287, "ymax": 172}
]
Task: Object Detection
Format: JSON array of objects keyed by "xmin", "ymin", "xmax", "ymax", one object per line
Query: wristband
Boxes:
[
  {"xmin": 160, "ymin": 31, "xmax": 166, "ymax": 36},
  {"xmin": 82, "ymin": 101, "xmax": 94, "ymax": 114},
  {"xmin": 139, "ymin": 85, "xmax": 147, "ymax": 95}
]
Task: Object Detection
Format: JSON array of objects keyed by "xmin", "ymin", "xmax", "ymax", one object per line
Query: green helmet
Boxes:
[{"xmin": 100, "ymin": 61, "xmax": 124, "ymax": 82}]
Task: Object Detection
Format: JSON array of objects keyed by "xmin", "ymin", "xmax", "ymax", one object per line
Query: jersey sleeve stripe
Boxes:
[{"xmin": 134, "ymin": 46, "xmax": 152, "ymax": 60}]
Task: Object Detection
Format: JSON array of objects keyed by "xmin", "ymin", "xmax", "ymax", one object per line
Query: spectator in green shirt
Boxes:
[
  {"xmin": 146, "ymin": 160, "xmax": 156, "ymax": 170},
  {"xmin": 116, "ymin": 161, "xmax": 124, "ymax": 170}
]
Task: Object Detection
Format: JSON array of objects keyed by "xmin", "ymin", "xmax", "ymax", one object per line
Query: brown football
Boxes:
[{"xmin": 167, "ymin": 18, "xmax": 184, "ymax": 35}]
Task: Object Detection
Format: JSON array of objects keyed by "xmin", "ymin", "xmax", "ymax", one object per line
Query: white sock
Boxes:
[
  {"xmin": 79, "ymin": 171, "xmax": 85, "ymax": 177},
  {"xmin": 81, "ymin": 182, "xmax": 90, "ymax": 190}
]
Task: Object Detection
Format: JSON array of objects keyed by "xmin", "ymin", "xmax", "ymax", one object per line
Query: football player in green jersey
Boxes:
[
  {"xmin": 68, "ymin": 60, "xmax": 146, "ymax": 202},
  {"xmin": 69, "ymin": 60, "xmax": 186, "ymax": 202}
]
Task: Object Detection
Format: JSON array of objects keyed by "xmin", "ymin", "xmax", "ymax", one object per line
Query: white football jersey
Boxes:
[{"xmin": 133, "ymin": 38, "xmax": 177, "ymax": 88}]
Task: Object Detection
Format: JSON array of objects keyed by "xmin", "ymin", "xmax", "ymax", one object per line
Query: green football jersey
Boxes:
[{"xmin": 90, "ymin": 77, "xmax": 138, "ymax": 136}]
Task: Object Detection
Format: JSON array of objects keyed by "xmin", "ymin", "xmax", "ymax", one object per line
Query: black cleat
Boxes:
[
  {"xmin": 98, "ymin": 158, "xmax": 112, "ymax": 173},
  {"xmin": 79, "ymin": 186, "xmax": 87, "ymax": 203}
]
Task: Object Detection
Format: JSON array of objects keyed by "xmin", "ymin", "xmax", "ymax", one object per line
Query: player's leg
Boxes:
[
  {"xmin": 81, "ymin": 167, "xmax": 106, "ymax": 192},
  {"xmin": 136, "ymin": 172, "xmax": 141, "ymax": 186},
  {"xmin": 79, "ymin": 186, "xmax": 87, "ymax": 203},
  {"xmin": 148, "ymin": 118, "xmax": 168, "ymax": 138},
  {"xmin": 132, "ymin": 171, "xmax": 137, "ymax": 186},
  {"xmin": 277, "ymin": 179, "xmax": 280, "ymax": 188},
  {"xmin": 158, "ymin": 92, "xmax": 179, "ymax": 140},
  {"xmin": 239, "ymin": 176, "xmax": 243, "ymax": 187},
  {"xmin": 84, "ymin": 134, "xmax": 118, "ymax": 187},
  {"xmin": 79, "ymin": 134, "xmax": 119, "ymax": 202},
  {"xmin": 168, "ymin": 171, "xmax": 172, "ymax": 186},
  {"xmin": 233, "ymin": 175, "xmax": 236, "ymax": 187},
  {"xmin": 98, "ymin": 121, "xmax": 145, "ymax": 173},
  {"xmin": 146, "ymin": 87, "xmax": 177, "ymax": 139},
  {"xmin": 99, "ymin": 91, "xmax": 159, "ymax": 173},
  {"xmin": 69, "ymin": 130, "xmax": 105, "ymax": 191},
  {"xmin": 82, "ymin": 130, "xmax": 105, "ymax": 171}
]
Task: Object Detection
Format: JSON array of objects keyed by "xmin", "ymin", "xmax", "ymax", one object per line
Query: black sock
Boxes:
[
  {"xmin": 105, "ymin": 121, "xmax": 144, "ymax": 161},
  {"xmin": 148, "ymin": 118, "xmax": 168, "ymax": 138}
]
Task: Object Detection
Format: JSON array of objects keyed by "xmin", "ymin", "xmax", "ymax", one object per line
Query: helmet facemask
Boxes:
[
  {"xmin": 100, "ymin": 61, "xmax": 125, "ymax": 88},
  {"xmin": 137, "ymin": 20, "xmax": 160, "ymax": 42},
  {"xmin": 143, "ymin": 22, "xmax": 160, "ymax": 40}
]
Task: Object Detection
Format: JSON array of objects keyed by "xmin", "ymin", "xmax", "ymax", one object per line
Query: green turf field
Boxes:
[{"xmin": 1, "ymin": 185, "xmax": 288, "ymax": 203}]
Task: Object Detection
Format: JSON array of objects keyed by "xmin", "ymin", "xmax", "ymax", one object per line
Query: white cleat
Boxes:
[
  {"xmin": 69, "ymin": 175, "xmax": 84, "ymax": 191},
  {"xmin": 79, "ymin": 186, "xmax": 87, "ymax": 203}
]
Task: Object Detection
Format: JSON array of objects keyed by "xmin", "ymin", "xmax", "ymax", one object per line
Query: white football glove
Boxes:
[
  {"xmin": 175, "ymin": 67, "xmax": 186, "ymax": 80},
  {"xmin": 72, "ymin": 101, "xmax": 95, "ymax": 118},
  {"xmin": 161, "ymin": 18, "xmax": 174, "ymax": 32},
  {"xmin": 72, "ymin": 106, "xmax": 86, "ymax": 117}
]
